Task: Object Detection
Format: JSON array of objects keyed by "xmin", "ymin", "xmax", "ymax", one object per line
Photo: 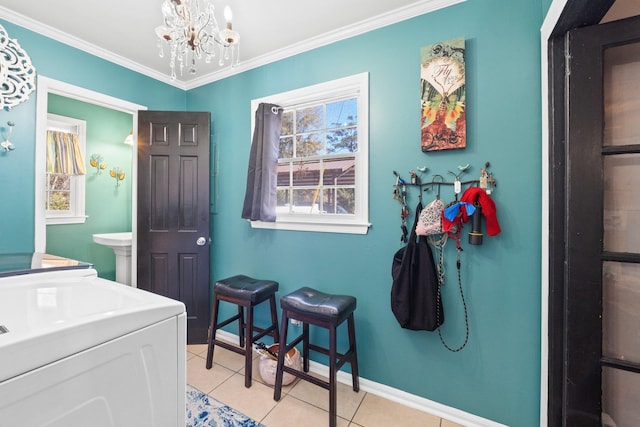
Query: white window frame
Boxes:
[
  {"xmin": 249, "ymin": 72, "xmax": 370, "ymax": 234},
  {"xmin": 45, "ymin": 113, "xmax": 87, "ymax": 225}
]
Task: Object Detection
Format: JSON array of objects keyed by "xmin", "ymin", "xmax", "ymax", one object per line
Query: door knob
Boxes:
[{"xmin": 196, "ymin": 237, "xmax": 210, "ymax": 246}]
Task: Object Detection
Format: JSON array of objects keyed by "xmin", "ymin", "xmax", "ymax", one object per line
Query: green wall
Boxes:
[
  {"xmin": 0, "ymin": 0, "xmax": 547, "ymax": 425},
  {"xmin": 46, "ymin": 94, "xmax": 132, "ymax": 280}
]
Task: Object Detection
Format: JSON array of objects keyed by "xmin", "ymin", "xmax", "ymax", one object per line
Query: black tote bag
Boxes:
[{"xmin": 391, "ymin": 202, "xmax": 443, "ymax": 331}]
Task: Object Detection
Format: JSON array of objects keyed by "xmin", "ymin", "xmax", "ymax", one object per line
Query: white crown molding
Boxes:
[
  {"xmin": 0, "ymin": 0, "xmax": 464, "ymax": 91},
  {"xmin": 0, "ymin": 6, "xmax": 187, "ymax": 90},
  {"xmin": 186, "ymin": 0, "xmax": 466, "ymax": 89}
]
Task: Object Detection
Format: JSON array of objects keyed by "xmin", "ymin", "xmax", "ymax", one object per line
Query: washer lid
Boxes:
[
  {"xmin": 0, "ymin": 269, "xmax": 185, "ymax": 382},
  {"xmin": 0, "ymin": 252, "xmax": 93, "ymax": 278}
]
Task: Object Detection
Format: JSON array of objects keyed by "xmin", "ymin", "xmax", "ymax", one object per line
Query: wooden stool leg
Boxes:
[
  {"xmin": 205, "ymin": 298, "xmax": 220, "ymax": 369},
  {"xmin": 302, "ymin": 322, "xmax": 310, "ymax": 372},
  {"xmin": 329, "ymin": 325, "xmax": 337, "ymax": 427},
  {"xmin": 269, "ymin": 295, "xmax": 280, "ymax": 343},
  {"xmin": 244, "ymin": 304, "xmax": 254, "ymax": 388},
  {"xmin": 274, "ymin": 309, "xmax": 289, "ymax": 401},
  {"xmin": 348, "ymin": 313, "xmax": 360, "ymax": 392},
  {"xmin": 237, "ymin": 306, "xmax": 245, "ymax": 347}
]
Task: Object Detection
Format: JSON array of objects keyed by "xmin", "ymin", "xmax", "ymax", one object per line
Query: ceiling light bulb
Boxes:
[{"xmin": 224, "ymin": 6, "xmax": 232, "ymax": 29}]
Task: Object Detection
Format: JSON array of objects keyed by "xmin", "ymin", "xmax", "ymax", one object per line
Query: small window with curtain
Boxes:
[
  {"xmin": 45, "ymin": 113, "xmax": 87, "ymax": 224},
  {"xmin": 249, "ymin": 73, "xmax": 369, "ymax": 234}
]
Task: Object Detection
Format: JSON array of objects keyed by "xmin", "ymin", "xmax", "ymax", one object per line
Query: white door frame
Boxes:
[
  {"xmin": 539, "ymin": 1, "xmax": 570, "ymax": 425},
  {"xmin": 35, "ymin": 75, "xmax": 147, "ymax": 286}
]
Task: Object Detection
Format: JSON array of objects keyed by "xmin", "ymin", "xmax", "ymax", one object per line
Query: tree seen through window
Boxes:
[{"xmin": 277, "ymin": 98, "xmax": 357, "ymax": 215}]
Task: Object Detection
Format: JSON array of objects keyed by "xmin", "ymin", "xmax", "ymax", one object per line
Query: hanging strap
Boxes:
[
  {"xmin": 427, "ymin": 233, "xmax": 447, "ymax": 286},
  {"xmin": 436, "ymin": 244, "xmax": 470, "ymax": 352}
]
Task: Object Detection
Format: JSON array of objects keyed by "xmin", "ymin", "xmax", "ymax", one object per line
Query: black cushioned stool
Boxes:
[
  {"xmin": 273, "ymin": 287, "xmax": 359, "ymax": 427},
  {"xmin": 205, "ymin": 275, "xmax": 279, "ymax": 388}
]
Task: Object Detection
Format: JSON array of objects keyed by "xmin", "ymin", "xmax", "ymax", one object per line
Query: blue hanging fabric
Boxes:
[
  {"xmin": 443, "ymin": 201, "xmax": 475, "ymax": 222},
  {"xmin": 241, "ymin": 103, "xmax": 282, "ymax": 222}
]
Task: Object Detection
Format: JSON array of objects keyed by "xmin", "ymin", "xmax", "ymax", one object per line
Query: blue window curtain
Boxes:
[
  {"xmin": 242, "ymin": 103, "xmax": 282, "ymax": 222},
  {"xmin": 46, "ymin": 130, "xmax": 86, "ymax": 175}
]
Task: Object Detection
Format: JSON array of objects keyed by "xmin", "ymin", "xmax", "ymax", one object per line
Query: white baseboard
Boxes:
[{"xmin": 215, "ymin": 330, "xmax": 506, "ymax": 427}]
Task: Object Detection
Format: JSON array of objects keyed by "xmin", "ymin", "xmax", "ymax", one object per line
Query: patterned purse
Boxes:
[{"xmin": 416, "ymin": 197, "xmax": 446, "ymax": 236}]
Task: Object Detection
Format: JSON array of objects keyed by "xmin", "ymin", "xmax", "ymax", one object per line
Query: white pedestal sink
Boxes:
[{"xmin": 92, "ymin": 232, "xmax": 132, "ymax": 286}]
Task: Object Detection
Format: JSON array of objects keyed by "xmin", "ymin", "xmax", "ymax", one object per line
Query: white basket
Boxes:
[{"xmin": 258, "ymin": 343, "xmax": 302, "ymax": 386}]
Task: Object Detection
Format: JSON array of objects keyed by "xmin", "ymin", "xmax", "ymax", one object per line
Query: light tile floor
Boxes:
[{"xmin": 187, "ymin": 344, "xmax": 464, "ymax": 427}]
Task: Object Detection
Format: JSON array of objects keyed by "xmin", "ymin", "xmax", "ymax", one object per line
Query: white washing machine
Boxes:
[{"xmin": 0, "ymin": 268, "xmax": 186, "ymax": 427}]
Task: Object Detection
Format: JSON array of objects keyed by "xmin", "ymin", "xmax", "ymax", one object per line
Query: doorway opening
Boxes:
[{"xmin": 34, "ymin": 76, "xmax": 146, "ymax": 286}]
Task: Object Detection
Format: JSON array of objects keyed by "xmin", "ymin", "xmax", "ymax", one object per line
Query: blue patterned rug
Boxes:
[{"xmin": 186, "ymin": 385, "xmax": 264, "ymax": 427}]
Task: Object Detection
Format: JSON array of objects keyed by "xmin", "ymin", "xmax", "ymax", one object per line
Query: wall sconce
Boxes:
[
  {"xmin": 124, "ymin": 132, "xmax": 134, "ymax": 146},
  {"xmin": 110, "ymin": 167, "xmax": 125, "ymax": 187},
  {"xmin": 90, "ymin": 154, "xmax": 107, "ymax": 174},
  {"xmin": 1, "ymin": 121, "xmax": 15, "ymax": 152}
]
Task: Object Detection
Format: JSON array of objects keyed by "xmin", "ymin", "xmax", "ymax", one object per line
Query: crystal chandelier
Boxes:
[{"xmin": 155, "ymin": 0, "xmax": 240, "ymax": 80}]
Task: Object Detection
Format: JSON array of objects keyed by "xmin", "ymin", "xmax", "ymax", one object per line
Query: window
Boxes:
[
  {"xmin": 250, "ymin": 73, "xmax": 370, "ymax": 234},
  {"xmin": 45, "ymin": 114, "xmax": 87, "ymax": 224}
]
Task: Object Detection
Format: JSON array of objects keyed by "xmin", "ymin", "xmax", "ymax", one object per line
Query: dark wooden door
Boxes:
[
  {"xmin": 137, "ymin": 111, "xmax": 211, "ymax": 344},
  {"xmin": 561, "ymin": 15, "xmax": 640, "ymax": 426}
]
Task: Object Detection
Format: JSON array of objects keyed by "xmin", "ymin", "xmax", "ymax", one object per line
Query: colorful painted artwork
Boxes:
[{"xmin": 420, "ymin": 37, "xmax": 466, "ymax": 152}]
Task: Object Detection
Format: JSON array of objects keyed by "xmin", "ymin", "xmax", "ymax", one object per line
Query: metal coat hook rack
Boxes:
[
  {"xmin": 394, "ymin": 162, "xmax": 496, "ymax": 197},
  {"xmin": 392, "ymin": 162, "xmax": 496, "ymax": 243}
]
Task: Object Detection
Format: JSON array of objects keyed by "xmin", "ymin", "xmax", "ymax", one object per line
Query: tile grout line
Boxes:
[{"xmin": 349, "ymin": 391, "xmax": 368, "ymax": 425}]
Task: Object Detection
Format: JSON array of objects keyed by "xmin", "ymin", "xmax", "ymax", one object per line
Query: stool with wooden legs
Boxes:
[
  {"xmin": 273, "ymin": 287, "xmax": 359, "ymax": 427},
  {"xmin": 205, "ymin": 275, "xmax": 279, "ymax": 387}
]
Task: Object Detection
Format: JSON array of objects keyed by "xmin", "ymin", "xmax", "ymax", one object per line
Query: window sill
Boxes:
[
  {"xmin": 46, "ymin": 215, "xmax": 88, "ymax": 225},
  {"xmin": 249, "ymin": 219, "xmax": 371, "ymax": 235}
]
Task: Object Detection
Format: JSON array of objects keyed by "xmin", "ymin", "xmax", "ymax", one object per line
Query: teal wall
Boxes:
[
  {"xmin": 46, "ymin": 94, "xmax": 133, "ymax": 280},
  {"xmin": 0, "ymin": 86, "xmax": 37, "ymax": 252},
  {"xmin": 189, "ymin": 0, "xmax": 543, "ymax": 425},
  {"xmin": 0, "ymin": 0, "xmax": 547, "ymax": 425},
  {"xmin": 0, "ymin": 19, "xmax": 187, "ymax": 254}
]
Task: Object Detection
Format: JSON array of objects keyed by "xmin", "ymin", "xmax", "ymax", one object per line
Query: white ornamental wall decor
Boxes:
[{"xmin": 0, "ymin": 23, "xmax": 36, "ymax": 111}]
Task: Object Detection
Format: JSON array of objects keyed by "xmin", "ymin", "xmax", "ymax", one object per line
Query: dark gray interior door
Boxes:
[
  {"xmin": 137, "ymin": 110, "xmax": 211, "ymax": 344},
  {"xmin": 563, "ymin": 15, "xmax": 640, "ymax": 426}
]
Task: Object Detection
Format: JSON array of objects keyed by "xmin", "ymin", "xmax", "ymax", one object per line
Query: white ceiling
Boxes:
[{"xmin": 0, "ymin": 0, "xmax": 463, "ymax": 89}]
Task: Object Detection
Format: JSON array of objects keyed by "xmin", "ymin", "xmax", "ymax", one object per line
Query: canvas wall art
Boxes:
[{"xmin": 420, "ymin": 37, "xmax": 466, "ymax": 152}]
